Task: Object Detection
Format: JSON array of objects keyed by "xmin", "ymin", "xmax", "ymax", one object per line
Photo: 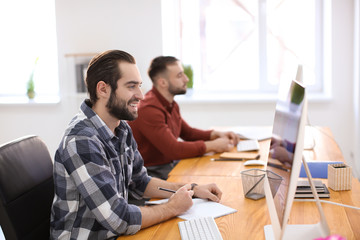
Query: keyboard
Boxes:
[
  {"xmin": 178, "ymin": 216, "xmax": 223, "ymax": 240},
  {"xmin": 237, "ymin": 139, "xmax": 260, "ymax": 152}
]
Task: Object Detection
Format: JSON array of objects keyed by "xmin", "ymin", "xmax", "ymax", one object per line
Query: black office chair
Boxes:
[{"xmin": 0, "ymin": 135, "xmax": 54, "ymax": 240}]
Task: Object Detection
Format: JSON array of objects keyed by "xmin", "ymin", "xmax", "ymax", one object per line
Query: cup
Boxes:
[{"xmin": 240, "ymin": 169, "xmax": 266, "ymax": 200}]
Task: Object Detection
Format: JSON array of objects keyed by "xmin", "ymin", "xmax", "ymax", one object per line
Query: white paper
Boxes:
[{"xmin": 145, "ymin": 198, "xmax": 237, "ymax": 220}]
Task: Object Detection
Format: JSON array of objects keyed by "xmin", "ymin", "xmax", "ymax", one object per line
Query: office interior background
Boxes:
[{"xmin": 0, "ymin": 0, "xmax": 359, "ymax": 181}]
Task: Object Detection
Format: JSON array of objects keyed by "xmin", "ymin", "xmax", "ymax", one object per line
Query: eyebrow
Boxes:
[{"xmin": 124, "ymin": 80, "xmax": 142, "ymax": 85}]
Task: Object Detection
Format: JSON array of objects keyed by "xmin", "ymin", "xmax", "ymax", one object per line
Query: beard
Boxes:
[
  {"xmin": 168, "ymin": 83, "xmax": 187, "ymax": 96},
  {"xmin": 106, "ymin": 91, "xmax": 138, "ymax": 121}
]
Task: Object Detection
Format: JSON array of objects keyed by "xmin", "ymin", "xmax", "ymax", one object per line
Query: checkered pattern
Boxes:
[{"xmin": 50, "ymin": 100, "xmax": 151, "ymax": 239}]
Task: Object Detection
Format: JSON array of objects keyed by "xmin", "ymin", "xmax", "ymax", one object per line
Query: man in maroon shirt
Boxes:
[{"xmin": 128, "ymin": 56, "xmax": 239, "ymax": 180}]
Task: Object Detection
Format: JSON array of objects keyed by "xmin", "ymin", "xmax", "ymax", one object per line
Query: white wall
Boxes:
[
  {"xmin": 354, "ymin": 0, "xmax": 360, "ymax": 177},
  {"xmin": 0, "ymin": 0, "xmax": 358, "ymax": 177}
]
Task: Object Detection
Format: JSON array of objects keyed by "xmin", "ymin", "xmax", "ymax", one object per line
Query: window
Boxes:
[
  {"xmin": 0, "ymin": 0, "xmax": 59, "ymax": 103},
  {"xmin": 162, "ymin": 0, "xmax": 331, "ymax": 100}
]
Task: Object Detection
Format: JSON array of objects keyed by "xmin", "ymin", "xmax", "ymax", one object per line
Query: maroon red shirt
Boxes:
[{"xmin": 128, "ymin": 87, "xmax": 212, "ymax": 167}]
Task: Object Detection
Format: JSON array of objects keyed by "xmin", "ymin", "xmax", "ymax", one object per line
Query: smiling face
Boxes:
[
  {"xmin": 106, "ymin": 62, "xmax": 144, "ymax": 121},
  {"xmin": 165, "ymin": 61, "xmax": 189, "ymax": 96}
]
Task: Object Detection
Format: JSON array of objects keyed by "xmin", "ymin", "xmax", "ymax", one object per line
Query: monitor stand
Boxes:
[
  {"xmin": 264, "ymin": 156, "xmax": 330, "ymax": 240},
  {"xmin": 264, "ymin": 223, "xmax": 328, "ymax": 240}
]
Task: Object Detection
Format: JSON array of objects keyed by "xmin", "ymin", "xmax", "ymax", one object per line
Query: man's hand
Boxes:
[
  {"xmin": 205, "ymin": 137, "xmax": 234, "ymax": 153},
  {"xmin": 192, "ymin": 183, "xmax": 222, "ymax": 202},
  {"xmin": 269, "ymin": 146, "xmax": 294, "ymax": 167},
  {"xmin": 139, "ymin": 182, "xmax": 222, "ymax": 229},
  {"xmin": 140, "ymin": 184, "xmax": 194, "ymax": 228},
  {"xmin": 210, "ymin": 130, "xmax": 240, "ymax": 145},
  {"xmin": 166, "ymin": 184, "xmax": 194, "ymax": 215}
]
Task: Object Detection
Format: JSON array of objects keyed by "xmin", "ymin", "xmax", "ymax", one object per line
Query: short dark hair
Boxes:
[
  {"xmin": 85, "ymin": 50, "xmax": 136, "ymax": 104},
  {"xmin": 148, "ymin": 56, "xmax": 179, "ymax": 82}
]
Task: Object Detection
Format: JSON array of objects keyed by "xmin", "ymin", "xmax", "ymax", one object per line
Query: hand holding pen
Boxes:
[
  {"xmin": 158, "ymin": 183, "xmax": 222, "ymax": 203},
  {"xmin": 158, "ymin": 184, "xmax": 194, "ymax": 215},
  {"xmin": 158, "ymin": 187, "xmax": 177, "ymax": 194}
]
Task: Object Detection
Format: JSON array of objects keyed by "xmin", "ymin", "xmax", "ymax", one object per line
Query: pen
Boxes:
[
  {"xmin": 211, "ymin": 158, "xmax": 244, "ymax": 161},
  {"xmin": 211, "ymin": 154, "xmax": 260, "ymax": 161},
  {"xmin": 158, "ymin": 187, "xmax": 176, "ymax": 193},
  {"xmin": 267, "ymin": 162, "xmax": 290, "ymax": 172}
]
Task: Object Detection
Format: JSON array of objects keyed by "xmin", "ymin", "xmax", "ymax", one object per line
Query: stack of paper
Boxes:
[{"xmin": 295, "ymin": 180, "xmax": 330, "ymax": 198}]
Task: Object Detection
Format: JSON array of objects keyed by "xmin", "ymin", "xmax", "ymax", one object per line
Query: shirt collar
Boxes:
[
  {"xmin": 81, "ymin": 99, "xmax": 121, "ymax": 142},
  {"xmin": 152, "ymin": 87, "xmax": 174, "ymax": 112}
]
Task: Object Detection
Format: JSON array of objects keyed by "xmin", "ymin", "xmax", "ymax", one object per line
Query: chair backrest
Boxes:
[{"xmin": 0, "ymin": 135, "xmax": 54, "ymax": 240}]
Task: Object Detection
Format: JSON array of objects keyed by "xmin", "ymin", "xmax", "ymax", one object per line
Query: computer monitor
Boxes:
[{"xmin": 263, "ymin": 79, "xmax": 330, "ymax": 240}]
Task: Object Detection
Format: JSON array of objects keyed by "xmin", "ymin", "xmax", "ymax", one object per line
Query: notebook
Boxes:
[
  {"xmin": 219, "ymin": 152, "xmax": 260, "ymax": 160},
  {"xmin": 145, "ymin": 198, "xmax": 237, "ymax": 220}
]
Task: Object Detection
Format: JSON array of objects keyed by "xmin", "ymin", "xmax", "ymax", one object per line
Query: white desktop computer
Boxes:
[{"xmin": 263, "ymin": 79, "xmax": 330, "ymax": 240}]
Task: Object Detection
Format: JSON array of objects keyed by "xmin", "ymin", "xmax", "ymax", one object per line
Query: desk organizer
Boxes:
[
  {"xmin": 328, "ymin": 163, "xmax": 352, "ymax": 191},
  {"xmin": 240, "ymin": 169, "xmax": 266, "ymax": 200}
]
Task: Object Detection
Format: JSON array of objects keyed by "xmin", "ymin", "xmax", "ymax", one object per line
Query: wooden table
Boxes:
[
  {"xmin": 169, "ymin": 126, "xmax": 344, "ymax": 177},
  {"xmin": 121, "ymin": 175, "xmax": 270, "ymax": 240},
  {"xmin": 120, "ymin": 127, "xmax": 360, "ymax": 239},
  {"xmin": 167, "ymin": 139, "xmax": 270, "ymax": 177}
]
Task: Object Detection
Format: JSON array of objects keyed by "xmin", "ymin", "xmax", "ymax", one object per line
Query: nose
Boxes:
[
  {"xmin": 184, "ymin": 74, "xmax": 189, "ymax": 83},
  {"xmin": 135, "ymin": 87, "xmax": 144, "ymax": 100}
]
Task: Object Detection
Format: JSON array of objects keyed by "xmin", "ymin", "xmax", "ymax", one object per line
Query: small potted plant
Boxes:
[
  {"xmin": 27, "ymin": 57, "xmax": 39, "ymax": 99},
  {"xmin": 183, "ymin": 64, "xmax": 194, "ymax": 95},
  {"xmin": 183, "ymin": 64, "xmax": 193, "ymax": 88},
  {"xmin": 27, "ymin": 77, "xmax": 35, "ymax": 99}
]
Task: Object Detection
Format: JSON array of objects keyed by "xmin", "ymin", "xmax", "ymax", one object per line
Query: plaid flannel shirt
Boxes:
[{"xmin": 50, "ymin": 100, "xmax": 151, "ymax": 240}]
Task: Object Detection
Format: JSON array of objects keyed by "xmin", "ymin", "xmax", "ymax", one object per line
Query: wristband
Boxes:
[{"xmin": 191, "ymin": 183, "xmax": 198, "ymax": 190}]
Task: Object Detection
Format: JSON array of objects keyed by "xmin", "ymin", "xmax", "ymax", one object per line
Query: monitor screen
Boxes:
[
  {"xmin": 263, "ymin": 79, "xmax": 308, "ymax": 239},
  {"xmin": 268, "ymin": 80, "xmax": 305, "ymax": 224}
]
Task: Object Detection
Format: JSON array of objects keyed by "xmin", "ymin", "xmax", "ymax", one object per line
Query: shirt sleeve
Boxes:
[
  {"xmin": 62, "ymin": 135, "xmax": 142, "ymax": 235},
  {"xmin": 133, "ymin": 105, "xmax": 210, "ymax": 160}
]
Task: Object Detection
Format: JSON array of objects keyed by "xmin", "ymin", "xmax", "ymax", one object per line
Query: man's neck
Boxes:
[
  {"xmin": 155, "ymin": 86, "xmax": 174, "ymax": 103},
  {"xmin": 92, "ymin": 103, "xmax": 120, "ymax": 134}
]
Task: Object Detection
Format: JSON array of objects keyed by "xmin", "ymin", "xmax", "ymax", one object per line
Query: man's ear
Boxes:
[
  {"xmin": 96, "ymin": 81, "xmax": 111, "ymax": 99},
  {"xmin": 156, "ymin": 77, "xmax": 168, "ymax": 88}
]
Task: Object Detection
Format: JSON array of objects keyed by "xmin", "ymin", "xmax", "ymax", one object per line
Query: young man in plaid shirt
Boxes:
[{"xmin": 50, "ymin": 50, "xmax": 222, "ymax": 239}]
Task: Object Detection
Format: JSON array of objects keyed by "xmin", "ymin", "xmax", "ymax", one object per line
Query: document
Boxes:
[{"xmin": 145, "ymin": 198, "xmax": 237, "ymax": 220}]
